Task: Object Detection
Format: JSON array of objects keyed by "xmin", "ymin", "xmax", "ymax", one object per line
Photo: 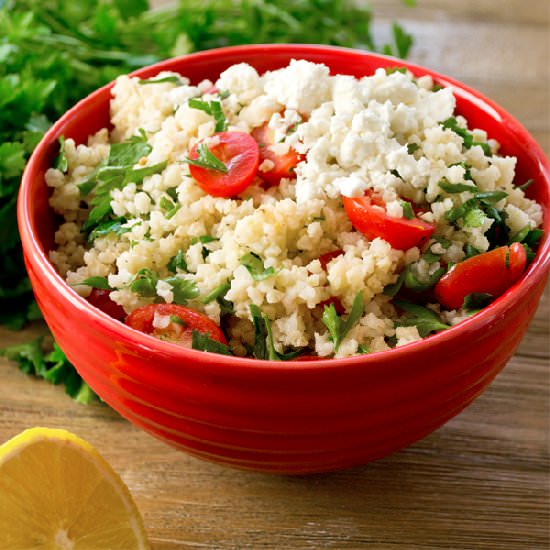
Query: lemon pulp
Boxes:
[{"xmin": 0, "ymin": 427, "xmax": 150, "ymax": 549}]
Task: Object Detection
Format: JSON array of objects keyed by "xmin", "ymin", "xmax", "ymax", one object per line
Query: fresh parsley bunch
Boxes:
[{"xmin": 0, "ymin": 0, "xmax": 415, "ymax": 401}]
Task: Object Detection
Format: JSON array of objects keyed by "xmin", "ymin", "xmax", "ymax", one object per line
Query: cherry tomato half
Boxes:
[
  {"xmin": 188, "ymin": 132, "xmax": 260, "ymax": 197},
  {"xmin": 86, "ymin": 288, "xmax": 126, "ymax": 321},
  {"xmin": 251, "ymin": 123, "xmax": 304, "ymax": 187},
  {"xmin": 125, "ymin": 304, "xmax": 227, "ymax": 348},
  {"xmin": 342, "ymin": 192, "xmax": 435, "ymax": 251},
  {"xmin": 434, "ymin": 242, "xmax": 527, "ymax": 310}
]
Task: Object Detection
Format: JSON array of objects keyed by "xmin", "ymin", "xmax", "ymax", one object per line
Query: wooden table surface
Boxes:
[{"xmin": 1, "ymin": 1, "xmax": 549, "ymax": 548}]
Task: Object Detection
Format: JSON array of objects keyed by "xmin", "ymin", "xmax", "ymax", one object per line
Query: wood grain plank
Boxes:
[{"xmin": 369, "ymin": 0, "xmax": 550, "ymax": 26}]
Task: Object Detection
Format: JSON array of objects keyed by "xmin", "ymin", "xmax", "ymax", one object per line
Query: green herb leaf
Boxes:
[
  {"xmin": 138, "ymin": 76, "xmax": 181, "ymax": 85},
  {"xmin": 400, "ymin": 201, "xmax": 415, "ymax": 220},
  {"xmin": 192, "ymin": 330, "xmax": 233, "ymax": 356},
  {"xmin": 1, "ymin": 338, "xmax": 96, "ymax": 404},
  {"xmin": 188, "ymin": 98, "xmax": 228, "ymax": 132},
  {"xmin": 250, "ymin": 304, "xmax": 267, "ymax": 360},
  {"xmin": 54, "ymin": 135, "xmax": 68, "ymax": 173},
  {"xmin": 357, "ymin": 344, "xmax": 370, "ymax": 354},
  {"xmin": 76, "ymin": 276, "xmax": 112, "ymax": 290},
  {"xmin": 262, "ymin": 312, "xmax": 304, "ymax": 361},
  {"xmin": 407, "ymin": 142, "xmax": 419, "ymax": 154},
  {"xmin": 510, "ymin": 225, "xmax": 531, "ymax": 243},
  {"xmin": 129, "ymin": 268, "xmax": 158, "ymax": 297},
  {"xmin": 522, "ymin": 243, "xmax": 536, "ymax": 264},
  {"xmin": 523, "ymin": 228, "xmax": 543, "ymax": 249},
  {"xmin": 383, "ymin": 271, "xmax": 406, "ymax": 297},
  {"xmin": 404, "ymin": 264, "xmax": 445, "ymax": 292},
  {"xmin": 438, "ymin": 179, "xmax": 478, "ymax": 194},
  {"xmin": 163, "ymin": 276, "xmax": 199, "ymax": 305},
  {"xmin": 386, "ymin": 66, "xmax": 408, "ymax": 75},
  {"xmin": 518, "ymin": 178, "xmax": 534, "ymax": 191},
  {"xmin": 441, "ymin": 117, "xmax": 491, "ymax": 155},
  {"xmin": 170, "ymin": 315, "xmax": 187, "ymax": 327},
  {"xmin": 240, "ymin": 252, "xmax": 276, "ymax": 281},
  {"xmin": 421, "ymin": 249, "xmax": 441, "ymax": 264},
  {"xmin": 185, "ymin": 142, "xmax": 228, "ymax": 173},
  {"xmin": 88, "ymin": 217, "xmax": 131, "ymax": 242},
  {"xmin": 462, "ymin": 292, "xmax": 493, "ymax": 310},
  {"xmin": 394, "ymin": 300, "xmax": 450, "ymax": 337},
  {"xmin": 464, "ymin": 243, "xmax": 480, "ymax": 259},
  {"xmin": 463, "ymin": 207, "xmax": 486, "ymax": 228},
  {"xmin": 390, "ymin": 22, "xmax": 414, "ymax": 59},
  {"xmin": 475, "ymin": 190, "xmax": 508, "ymax": 204},
  {"xmin": 108, "ymin": 139, "xmax": 151, "ymax": 167},
  {"xmin": 190, "ymin": 235, "xmax": 218, "ymax": 245},
  {"xmin": 167, "ymin": 250, "xmax": 187, "ymax": 273},
  {"xmin": 160, "ymin": 195, "xmax": 181, "ymax": 219},
  {"xmin": 322, "ymin": 292, "xmax": 364, "ymax": 352},
  {"xmin": 202, "ymin": 281, "xmax": 231, "ymax": 304}
]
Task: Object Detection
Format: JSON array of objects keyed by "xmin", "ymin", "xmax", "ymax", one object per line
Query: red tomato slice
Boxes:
[
  {"xmin": 188, "ymin": 132, "xmax": 260, "ymax": 197},
  {"xmin": 434, "ymin": 242, "xmax": 527, "ymax": 310},
  {"xmin": 125, "ymin": 304, "xmax": 227, "ymax": 347},
  {"xmin": 251, "ymin": 123, "xmax": 304, "ymax": 187},
  {"xmin": 342, "ymin": 192, "xmax": 435, "ymax": 250},
  {"xmin": 86, "ymin": 288, "xmax": 126, "ymax": 321}
]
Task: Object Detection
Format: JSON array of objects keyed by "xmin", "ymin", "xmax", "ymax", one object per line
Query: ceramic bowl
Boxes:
[{"xmin": 18, "ymin": 45, "xmax": 550, "ymax": 474}]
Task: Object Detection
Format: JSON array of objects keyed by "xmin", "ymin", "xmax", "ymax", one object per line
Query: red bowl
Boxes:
[{"xmin": 18, "ymin": 45, "xmax": 550, "ymax": 474}]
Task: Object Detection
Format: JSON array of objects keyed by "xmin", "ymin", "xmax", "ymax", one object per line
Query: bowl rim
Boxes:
[{"xmin": 18, "ymin": 43, "xmax": 550, "ymax": 373}]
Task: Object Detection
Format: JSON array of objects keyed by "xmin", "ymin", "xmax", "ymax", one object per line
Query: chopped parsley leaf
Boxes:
[
  {"xmin": 322, "ymin": 292, "xmax": 364, "ymax": 352},
  {"xmin": 386, "ymin": 66, "xmax": 408, "ymax": 75},
  {"xmin": 202, "ymin": 281, "xmax": 231, "ymax": 305},
  {"xmin": 190, "ymin": 235, "xmax": 218, "ymax": 245},
  {"xmin": 188, "ymin": 98, "xmax": 228, "ymax": 132},
  {"xmin": 160, "ymin": 195, "xmax": 180, "ymax": 219},
  {"xmin": 407, "ymin": 142, "xmax": 420, "ymax": 154},
  {"xmin": 240, "ymin": 252, "xmax": 276, "ymax": 281},
  {"xmin": 250, "ymin": 304, "xmax": 267, "ymax": 360},
  {"xmin": 464, "ymin": 243, "xmax": 480, "ymax": 259},
  {"xmin": 404, "ymin": 264, "xmax": 445, "ymax": 292},
  {"xmin": 463, "ymin": 207, "xmax": 485, "ymax": 228},
  {"xmin": 383, "ymin": 271, "xmax": 406, "ymax": 298},
  {"xmin": 138, "ymin": 76, "xmax": 182, "ymax": 85},
  {"xmin": 400, "ymin": 201, "xmax": 415, "ymax": 220},
  {"xmin": 249, "ymin": 304, "xmax": 304, "ymax": 360},
  {"xmin": 0, "ymin": 339, "xmax": 96, "ymax": 404},
  {"xmin": 54, "ymin": 135, "xmax": 68, "ymax": 173},
  {"xmin": 169, "ymin": 315, "xmax": 187, "ymax": 327},
  {"xmin": 184, "ymin": 142, "xmax": 228, "ymax": 173},
  {"xmin": 438, "ymin": 179, "xmax": 478, "ymax": 194},
  {"xmin": 394, "ymin": 300, "xmax": 450, "ymax": 337},
  {"xmin": 88, "ymin": 217, "xmax": 131, "ymax": 242},
  {"xmin": 167, "ymin": 250, "xmax": 187, "ymax": 273},
  {"xmin": 518, "ymin": 178, "xmax": 534, "ymax": 191},
  {"xmin": 129, "ymin": 268, "xmax": 158, "ymax": 297},
  {"xmin": 163, "ymin": 277, "xmax": 199, "ymax": 305},
  {"xmin": 75, "ymin": 276, "xmax": 111, "ymax": 290},
  {"xmin": 191, "ymin": 330, "xmax": 233, "ymax": 356},
  {"xmin": 441, "ymin": 117, "xmax": 492, "ymax": 155},
  {"xmin": 462, "ymin": 292, "xmax": 493, "ymax": 310},
  {"xmin": 357, "ymin": 344, "xmax": 370, "ymax": 354}
]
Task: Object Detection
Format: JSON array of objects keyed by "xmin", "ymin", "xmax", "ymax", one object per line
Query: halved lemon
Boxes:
[{"xmin": 0, "ymin": 427, "xmax": 150, "ymax": 549}]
